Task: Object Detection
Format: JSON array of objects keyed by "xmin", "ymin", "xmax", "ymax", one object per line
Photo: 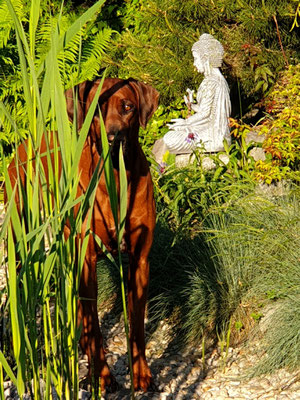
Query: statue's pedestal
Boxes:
[{"xmin": 152, "ymin": 139, "xmax": 168, "ymax": 165}]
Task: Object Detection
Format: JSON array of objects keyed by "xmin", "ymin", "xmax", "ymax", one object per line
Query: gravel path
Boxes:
[
  {"xmin": 90, "ymin": 311, "xmax": 300, "ymax": 400},
  {"xmin": 1, "ymin": 202, "xmax": 300, "ymax": 399}
]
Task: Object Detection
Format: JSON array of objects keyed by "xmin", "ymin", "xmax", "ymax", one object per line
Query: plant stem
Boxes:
[{"xmin": 273, "ymin": 14, "xmax": 289, "ymax": 68}]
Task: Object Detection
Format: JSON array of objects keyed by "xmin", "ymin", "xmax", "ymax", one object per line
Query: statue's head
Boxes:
[{"xmin": 192, "ymin": 33, "xmax": 224, "ymax": 75}]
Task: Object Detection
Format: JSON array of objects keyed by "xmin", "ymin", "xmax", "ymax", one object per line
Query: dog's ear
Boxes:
[
  {"xmin": 129, "ymin": 81, "xmax": 159, "ymax": 129},
  {"xmin": 65, "ymin": 81, "xmax": 93, "ymax": 130}
]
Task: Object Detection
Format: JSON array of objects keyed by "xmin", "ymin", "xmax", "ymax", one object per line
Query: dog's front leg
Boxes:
[
  {"xmin": 127, "ymin": 228, "xmax": 156, "ymax": 392},
  {"xmin": 78, "ymin": 241, "xmax": 114, "ymax": 393}
]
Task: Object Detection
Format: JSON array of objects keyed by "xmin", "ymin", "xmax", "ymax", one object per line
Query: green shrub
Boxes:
[
  {"xmin": 104, "ymin": 0, "xmax": 299, "ymax": 110},
  {"xmin": 185, "ymin": 185, "xmax": 300, "ymax": 358},
  {"xmin": 146, "ymin": 179, "xmax": 300, "ymax": 376},
  {"xmin": 255, "ymin": 64, "xmax": 300, "ymax": 183},
  {"xmin": 152, "ymin": 138, "xmax": 256, "ymax": 234}
]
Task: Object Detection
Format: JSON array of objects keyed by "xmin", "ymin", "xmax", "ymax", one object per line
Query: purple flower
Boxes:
[
  {"xmin": 158, "ymin": 162, "xmax": 167, "ymax": 175},
  {"xmin": 185, "ymin": 132, "xmax": 196, "ymax": 143}
]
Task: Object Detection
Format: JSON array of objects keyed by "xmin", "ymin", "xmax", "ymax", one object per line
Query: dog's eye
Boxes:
[{"xmin": 123, "ymin": 102, "xmax": 134, "ymax": 113}]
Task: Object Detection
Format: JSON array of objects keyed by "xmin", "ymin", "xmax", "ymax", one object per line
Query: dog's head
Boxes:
[{"xmin": 65, "ymin": 78, "xmax": 159, "ymax": 160}]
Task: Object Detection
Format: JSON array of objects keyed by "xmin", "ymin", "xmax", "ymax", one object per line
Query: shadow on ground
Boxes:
[{"xmin": 95, "ymin": 220, "xmax": 226, "ymax": 399}]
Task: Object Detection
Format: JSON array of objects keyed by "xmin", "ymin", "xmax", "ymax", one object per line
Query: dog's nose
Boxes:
[
  {"xmin": 107, "ymin": 133, "xmax": 115, "ymax": 143},
  {"xmin": 105, "ymin": 123, "xmax": 121, "ymax": 140}
]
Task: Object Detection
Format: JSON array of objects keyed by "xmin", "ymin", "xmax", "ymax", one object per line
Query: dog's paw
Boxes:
[
  {"xmin": 133, "ymin": 358, "xmax": 157, "ymax": 393},
  {"xmin": 99, "ymin": 366, "xmax": 117, "ymax": 393},
  {"xmin": 134, "ymin": 374, "xmax": 158, "ymax": 393}
]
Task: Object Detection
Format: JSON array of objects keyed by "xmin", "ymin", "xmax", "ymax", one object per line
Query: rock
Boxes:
[{"xmin": 152, "ymin": 138, "xmax": 169, "ymax": 165}]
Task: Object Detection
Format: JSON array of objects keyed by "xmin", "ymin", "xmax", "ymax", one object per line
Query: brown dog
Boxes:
[{"xmin": 8, "ymin": 78, "xmax": 159, "ymax": 392}]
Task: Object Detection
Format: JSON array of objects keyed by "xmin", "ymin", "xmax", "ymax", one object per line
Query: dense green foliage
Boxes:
[
  {"xmin": 98, "ymin": 0, "xmax": 300, "ymax": 189},
  {"xmin": 0, "ymin": 0, "xmax": 113, "ymax": 149},
  {"xmin": 105, "ymin": 0, "xmax": 300, "ymax": 113},
  {"xmin": 152, "ymin": 155, "xmax": 255, "ymax": 234},
  {"xmin": 255, "ymin": 64, "xmax": 300, "ymax": 183}
]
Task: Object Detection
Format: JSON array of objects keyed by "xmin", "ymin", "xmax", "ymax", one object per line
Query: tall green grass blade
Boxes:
[
  {"xmin": 70, "ymin": 73, "xmax": 106, "ymax": 180},
  {"xmin": 50, "ymin": 38, "xmax": 71, "ymax": 175},
  {"xmin": 2, "ymin": 163, "xmax": 23, "ymax": 246},
  {"xmin": 0, "ymin": 363, "xmax": 5, "ymax": 400},
  {"xmin": 5, "ymin": 0, "xmax": 33, "ymax": 127},
  {"xmin": 118, "ymin": 146, "xmax": 127, "ymax": 240},
  {"xmin": 117, "ymin": 146, "xmax": 134, "ymax": 399},
  {"xmin": 0, "ymin": 351, "xmax": 17, "ymax": 386},
  {"xmin": 29, "ymin": 0, "xmax": 40, "ymax": 57},
  {"xmin": 99, "ymin": 113, "xmax": 118, "ymax": 227},
  {"xmin": 7, "ymin": 225, "xmax": 26, "ymax": 396}
]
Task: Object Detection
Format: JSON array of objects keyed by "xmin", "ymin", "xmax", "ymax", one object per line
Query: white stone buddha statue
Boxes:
[{"xmin": 163, "ymin": 33, "xmax": 231, "ymax": 154}]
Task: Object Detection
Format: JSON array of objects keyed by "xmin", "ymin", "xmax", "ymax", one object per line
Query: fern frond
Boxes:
[
  {"xmin": 0, "ymin": 2, "xmax": 114, "ymax": 147},
  {"xmin": 77, "ymin": 28, "xmax": 113, "ymax": 82},
  {"xmin": 0, "ymin": 0, "xmax": 26, "ymax": 48}
]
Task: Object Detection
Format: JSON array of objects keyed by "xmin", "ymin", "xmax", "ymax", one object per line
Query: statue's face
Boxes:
[{"xmin": 192, "ymin": 51, "xmax": 204, "ymax": 73}]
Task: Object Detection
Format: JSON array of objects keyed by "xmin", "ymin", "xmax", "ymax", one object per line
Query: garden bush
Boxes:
[
  {"xmin": 150, "ymin": 185, "xmax": 300, "ymax": 372},
  {"xmin": 152, "ymin": 138, "xmax": 257, "ymax": 235},
  {"xmin": 255, "ymin": 64, "xmax": 300, "ymax": 183},
  {"xmin": 104, "ymin": 0, "xmax": 300, "ymax": 114}
]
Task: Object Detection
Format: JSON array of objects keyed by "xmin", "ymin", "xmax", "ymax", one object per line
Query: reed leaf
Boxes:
[
  {"xmin": 100, "ymin": 113, "xmax": 119, "ymax": 228},
  {"xmin": 0, "ymin": 351, "xmax": 17, "ymax": 386},
  {"xmin": 0, "ymin": 1, "xmax": 112, "ymax": 398},
  {"xmin": 118, "ymin": 145, "xmax": 127, "ymax": 241}
]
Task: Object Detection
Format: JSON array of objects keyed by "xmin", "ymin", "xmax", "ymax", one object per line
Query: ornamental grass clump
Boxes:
[
  {"xmin": 145, "ymin": 183, "xmax": 300, "ymax": 377},
  {"xmin": 0, "ymin": 1, "xmax": 133, "ymax": 398},
  {"xmin": 184, "ymin": 186, "xmax": 300, "ymax": 364}
]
